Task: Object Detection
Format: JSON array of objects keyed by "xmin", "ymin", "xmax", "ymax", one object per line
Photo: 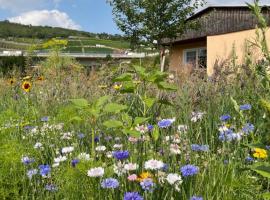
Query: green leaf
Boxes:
[
  {"xmin": 250, "ymin": 163, "xmax": 270, "ymax": 178},
  {"xmin": 95, "ymin": 95, "xmax": 111, "ymax": 108},
  {"xmin": 103, "ymin": 120, "xmax": 123, "ymax": 128},
  {"xmin": 123, "ymin": 129, "xmax": 141, "ymax": 138},
  {"xmin": 134, "ymin": 117, "xmax": 149, "ymax": 125},
  {"xmin": 113, "ymin": 73, "xmax": 133, "ymax": 82},
  {"xmin": 152, "ymin": 125, "xmax": 159, "ymax": 141},
  {"xmin": 157, "ymin": 81, "xmax": 177, "ymax": 91},
  {"xmin": 244, "ymin": 143, "xmax": 266, "ymax": 149},
  {"xmin": 230, "ymin": 97, "xmax": 240, "ymax": 112},
  {"xmin": 147, "ymin": 71, "xmax": 167, "ymax": 83},
  {"xmin": 69, "ymin": 116, "xmax": 83, "ymax": 122},
  {"xmin": 70, "ymin": 99, "xmax": 89, "ymax": 108},
  {"xmin": 104, "ymin": 103, "xmax": 127, "ymax": 113},
  {"xmin": 120, "ymin": 81, "xmax": 135, "ymax": 93},
  {"xmin": 260, "ymin": 98, "xmax": 270, "ymax": 113},
  {"xmin": 133, "ymin": 65, "xmax": 146, "ymax": 78},
  {"xmin": 122, "ymin": 113, "xmax": 133, "ymax": 127},
  {"xmin": 263, "ymin": 192, "xmax": 270, "ymax": 200},
  {"xmin": 144, "ymin": 97, "xmax": 156, "ymax": 108}
]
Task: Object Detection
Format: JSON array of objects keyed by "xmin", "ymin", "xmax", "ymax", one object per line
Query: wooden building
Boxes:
[{"xmin": 163, "ymin": 5, "xmax": 270, "ymax": 76}]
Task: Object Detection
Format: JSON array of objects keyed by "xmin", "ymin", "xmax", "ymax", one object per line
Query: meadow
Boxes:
[{"xmin": 0, "ymin": 36, "xmax": 270, "ymax": 200}]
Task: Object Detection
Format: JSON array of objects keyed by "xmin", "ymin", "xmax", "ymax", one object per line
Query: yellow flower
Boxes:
[
  {"xmin": 253, "ymin": 148, "xmax": 268, "ymax": 159},
  {"xmin": 113, "ymin": 83, "xmax": 122, "ymax": 90},
  {"xmin": 136, "ymin": 172, "xmax": 152, "ymax": 182},
  {"xmin": 8, "ymin": 78, "xmax": 16, "ymax": 85},
  {"xmin": 22, "ymin": 81, "xmax": 32, "ymax": 92}
]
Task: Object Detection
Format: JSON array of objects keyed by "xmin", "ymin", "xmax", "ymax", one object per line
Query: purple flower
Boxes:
[
  {"xmin": 71, "ymin": 159, "xmax": 80, "ymax": 167},
  {"xmin": 190, "ymin": 196, "xmax": 203, "ymax": 200},
  {"xmin": 101, "ymin": 178, "xmax": 119, "ymax": 189},
  {"xmin": 191, "ymin": 144, "xmax": 209, "ymax": 152},
  {"xmin": 94, "ymin": 136, "xmax": 100, "ymax": 143},
  {"xmin": 147, "ymin": 124, "xmax": 154, "ymax": 131},
  {"xmin": 78, "ymin": 133, "xmax": 85, "ymax": 139},
  {"xmin": 180, "ymin": 165, "xmax": 199, "ymax": 177},
  {"xmin": 39, "ymin": 165, "xmax": 51, "ymax": 176},
  {"xmin": 240, "ymin": 104, "xmax": 251, "ymax": 111},
  {"xmin": 140, "ymin": 178, "xmax": 155, "ymax": 191},
  {"xmin": 219, "ymin": 129, "xmax": 241, "ymax": 142},
  {"xmin": 158, "ymin": 119, "xmax": 175, "ymax": 128},
  {"xmin": 245, "ymin": 156, "xmax": 254, "ymax": 163},
  {"xmin": 45, "ymin": 184, "xmax": 58, "ymax": 192},
  {"xmin": 21, "ymin": 156, "xmax": 35, "ymax": 165},
  {"xmin": 266, "ymin": 146, "xmax": 270, "ymax": 150},
  {"xmin": 242, "ymin": 123, "xmax": 254, "ymax": 134},
  {"xmin": 124, "ymin": 192, "xmax": 144, "ymax": 200},
  {"xmin": 113, "ymin": 150, "xmax": 129, "ymax": 160},
  {"xmin": 41, "ymin": 116, "xmax": 49, "ymax": 122},
  {"xmin": 220, "ymin": 114, "xmax": 231, "ymax": 121}
]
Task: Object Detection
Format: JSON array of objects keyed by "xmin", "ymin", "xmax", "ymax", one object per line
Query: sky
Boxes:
[{"xmin": 0, "ymin": 0, "xmax": 269, "ymax": 34}]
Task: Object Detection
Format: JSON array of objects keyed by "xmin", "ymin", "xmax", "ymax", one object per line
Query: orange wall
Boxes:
[
  {"xmin": 169, "ymin": 41, "xmax": 206, "ymax": 73},
  {"xmin": 207, "ymin": 28, "xmax": 270, "ymax": 76}
]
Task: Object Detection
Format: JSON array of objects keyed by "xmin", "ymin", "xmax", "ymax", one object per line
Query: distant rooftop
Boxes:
[{"xmin": 188, "ymin": 3, "xmax": 270, "ymax": 21}]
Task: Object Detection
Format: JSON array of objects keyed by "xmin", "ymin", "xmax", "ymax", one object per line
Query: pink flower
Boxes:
[{"xmin": 128, "ymin": 174, "xmax": 138, "ymax": 181}]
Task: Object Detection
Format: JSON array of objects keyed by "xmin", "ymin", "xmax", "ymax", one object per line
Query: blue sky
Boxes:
[{"xmin": 0, "ymin": 0, "xmax": 269, "ymax": 34}]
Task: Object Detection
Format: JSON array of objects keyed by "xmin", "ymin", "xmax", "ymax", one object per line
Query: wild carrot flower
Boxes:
[
  {"xmin": 87, "ymin": 167, "xmax": 104, "ymax": 177},
  {"xmin": 124, "ymin": 163, "xmax": 138, "ymax": 171},
  {"xmin": 144, "ymin": 159, "xmax": 164, "ymax": 170},
  {"xmin": 101, "ymin": 178, "xmax": 119, "ymax": 189},
  {"xmin": 180, "ymin": 165, "xmax": 199, "ymax": 177},
  {"xmin": 191, "ymin": 112, "xmax": 205, "ymax": 122},
  {"xmin": 22, "ymin": 81, "xmax": 31, "ymax": 92},
  {"xmin": 253, "ymin": 148, "xmax": 268, "ymax": 159},
  {"xmin": 166, "ymin": 173, "xmax": 182, "ymax": 185},
  {"xmin": 124, "ymin": 192, "xmax": 143, "ymax": 200},
  {"xmin": 61, "ymin": 146, "xmax": 74, "ymax": 154}
]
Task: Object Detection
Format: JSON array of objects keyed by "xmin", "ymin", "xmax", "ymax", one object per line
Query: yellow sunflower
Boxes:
[
  {"xmin": 253, "ymin": 148, "xmax": 268, "ymax": 159},
  {"xmin": 22, "ymin": 81, "xmax": 32, "ymax": 92}
]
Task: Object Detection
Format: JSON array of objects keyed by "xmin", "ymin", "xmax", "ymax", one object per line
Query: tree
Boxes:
[{"xmin": 108, "ymin": 0, "xmax": 204, "ymax": 71}]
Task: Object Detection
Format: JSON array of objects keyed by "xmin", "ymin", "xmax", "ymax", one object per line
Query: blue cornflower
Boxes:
[
  {"xmin": 266, "ymin": 146, "xmax": 270, "ymax": 150},
  {"xmin": 240, "ymin": 104, "xmax": 251, "ymax": 111},
  {"xmin": 94, "ymin": 136, "xmax": 100, "ymax": 143},
  {"xmin": 71, "ymin": 159, "xmax": 80, "ymax": 167},
  {"xmin": 39, "ymin": 165, "xmax": 51, "ymax": 176},
  {"xmin": 41, "ymin": 116, "xmax": 49, "ymax": 122},
  {"xmin": 101, "ymin": 178, "xmax": 119, "ymax": 189},
  {"xmin": 45, "ymin": 184, "xmax": 58, "ymax": 192},
  {"xmin": 124, "ymin": 192, "xmax": 144, "ymax": 200},
  {"xmin": 147, "ymin": 124, "xmax": 154, "ymax": 131},
  {"xmin": 190, "ymin": 196, "xmax": 203, "ymax": 200},
  {"xmin": 24, "ymin": 125, "xmax": 34, "ymax": 131},
  {"xmin": 245, "ymin": 156, "xmax": 254, "ymax": 163},
  {"xmin": 162, "ymin": 163, "xmax": 169, "ymax": 172},
  {"xmin": 21, "ymin": 156, "xmax": 35, "ymax": 165},
  {"xmin": 224, "ymin": 160, "xmax": 229, "ymax": 165},
  {"xmin": 158, "ymin": 119, "xmax": 175, "ymax": 128},
  {"xmin": 242, "ymin": 123, "xmax": 254, "ymax": 134},
  {"xmin": 140, "ymin": 178, "xmax": 155, "ymax": 192},
  {"xmin": 180, "ymin": 165, "xmax": 199, "ymax": 177},
  {"xmin": 191, "ymin": 144, "xmax": 209, "ymax": 152},
  {"xmin": 78, "ymin": 133, "xmax": 85, "ymax": 139},
  {"xmin": 219, "ymin": 129, "xmax": 241, "ymax": 142},
  {"xmin": 27, "ymin": 169, "xmax": 38, "ymax": 179},
  {"xmin": 113, "ymin": 150, "xmax": 129, "ymax": 160},
  {"xmin": 220, "ymin": 114, "xmax": 231, "ymax": 121}
]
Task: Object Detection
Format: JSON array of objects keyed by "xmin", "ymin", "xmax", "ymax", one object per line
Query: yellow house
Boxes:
[{"xmin": 163, "ymin": 5, "xmax": 270, "ymax": 76}]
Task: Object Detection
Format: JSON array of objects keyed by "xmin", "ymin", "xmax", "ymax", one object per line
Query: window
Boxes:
[{"xmin": 183, "ymin": 48, "xmax": 207, "ymax": 68}]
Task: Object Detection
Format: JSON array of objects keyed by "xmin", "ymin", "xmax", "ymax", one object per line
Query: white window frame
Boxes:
[{"xmin": 183, "ymin": 47, "xmax": 206, "ymax": 68}]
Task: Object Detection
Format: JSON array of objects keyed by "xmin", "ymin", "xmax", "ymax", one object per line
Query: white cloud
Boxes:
[
  {"xmin": 0, "ymin": 0, "xmax": 46, "ymax": 12},
  {"xmin": 8, "ymin": 10, "xmax": 81, "ymax": 30}
]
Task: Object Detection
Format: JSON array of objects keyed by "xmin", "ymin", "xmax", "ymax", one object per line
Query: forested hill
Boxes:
[{"xmin": 0, "ymin": 20, "xmax": 125, "ymax": 40}]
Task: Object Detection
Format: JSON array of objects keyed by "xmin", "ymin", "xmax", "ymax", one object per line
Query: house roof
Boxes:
[{"xmin": 162, "ymin": 5, "xmax": 270, "ymax": 45}]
